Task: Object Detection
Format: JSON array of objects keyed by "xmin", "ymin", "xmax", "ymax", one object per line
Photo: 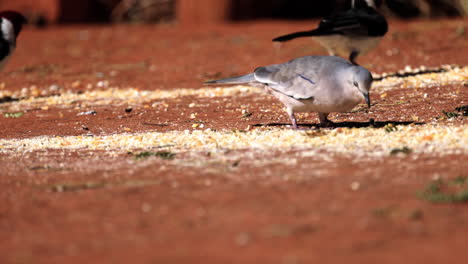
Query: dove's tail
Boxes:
[
  {"xmin": 205, "ymin": 73, "xmax": 255, "ymax": 85},
  {"xmin": 273, "ymin": 30, "xmax": 318, "ymax": 42}
]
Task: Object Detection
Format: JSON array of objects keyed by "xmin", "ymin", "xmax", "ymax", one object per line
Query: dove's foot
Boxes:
[
  {"xmin": 290, "ymin": 118, "xmax": 298, "ymax": 129},
  {"xmin": 319, "ymin": 120, "xmax": 335, "ymax": 128}
]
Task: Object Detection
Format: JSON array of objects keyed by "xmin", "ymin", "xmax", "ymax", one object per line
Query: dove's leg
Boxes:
[
  {"xmin": 318, "ymin": 112, "xmax": 333, "ymax": 127},
  {"xmin": 287, "ymin": 108, "xmax": 298, "ymax": 129}
]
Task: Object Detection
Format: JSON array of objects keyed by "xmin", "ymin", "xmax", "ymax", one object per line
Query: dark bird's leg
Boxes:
[{"xmin": 349, "ymin": 51, "xmax": 359, "ymax": 65}]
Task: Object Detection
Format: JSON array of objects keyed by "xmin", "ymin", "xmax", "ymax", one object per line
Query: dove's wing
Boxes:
[{"xmin": 254, "ymin": 56, "xmax": 349, "ymax": 100}]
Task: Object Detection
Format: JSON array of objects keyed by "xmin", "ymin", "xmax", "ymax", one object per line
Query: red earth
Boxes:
[{"xmin": 1, "ymin": 18, "xmax": 468, "ymax": 263}]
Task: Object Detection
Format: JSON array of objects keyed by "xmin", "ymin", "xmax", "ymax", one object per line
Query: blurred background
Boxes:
[{"xmin": 0, "ymin": 0, "xmax": 467, "ymax": 26}]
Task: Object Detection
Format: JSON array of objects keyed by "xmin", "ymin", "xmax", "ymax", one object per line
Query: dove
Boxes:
[{"xmin": 205, "ymin": 55, "xmax": 372, "ymax": 129}]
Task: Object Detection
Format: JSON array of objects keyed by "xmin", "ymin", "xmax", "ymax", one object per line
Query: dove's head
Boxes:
[{"xmin": 349, "ymin": 65, "xmax": 373, "ymax": 108}]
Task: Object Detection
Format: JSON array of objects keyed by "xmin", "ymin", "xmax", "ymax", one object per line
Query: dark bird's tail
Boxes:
[
  {"xmin": 204, "ymin": 73, "xmax": 255, "ymax": 85},
  {"xmin": 272, "ymin": 30, "xmax": 318, "ymax": 42}
]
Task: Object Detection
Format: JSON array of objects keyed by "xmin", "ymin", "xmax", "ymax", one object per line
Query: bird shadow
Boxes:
[
  {"xmin": 0, "ymin": 96, "xmax": 19, "ymax": 104},
  {"xmin": 253, "ymin": 120, "xmax": 425, "ymax": 129}
]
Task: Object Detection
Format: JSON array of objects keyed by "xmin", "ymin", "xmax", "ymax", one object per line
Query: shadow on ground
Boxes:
[{"xmin": 253, "ymin": 120, "xmax": 424, "ymax": 129}]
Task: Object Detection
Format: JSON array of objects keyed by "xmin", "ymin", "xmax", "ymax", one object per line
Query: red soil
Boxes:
[{"xmin": 1, "ymin": 18, "xmax": 467, "ymax": 263}]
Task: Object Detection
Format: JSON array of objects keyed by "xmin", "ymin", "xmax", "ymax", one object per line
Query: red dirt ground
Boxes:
[{"xmin": 1, "ymin": 18, "xmax": 468, "ymax": 263}]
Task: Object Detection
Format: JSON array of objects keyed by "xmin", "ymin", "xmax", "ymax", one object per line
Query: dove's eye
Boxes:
[{"xmin": 353, "ymin": 81, "xmax": 359, "ymax": 87}]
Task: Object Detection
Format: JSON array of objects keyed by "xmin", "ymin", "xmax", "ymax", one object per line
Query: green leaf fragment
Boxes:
[
  {"xmin": 3, "ymin": 112, "xmax": 25, "ymax": 118},
  {"xmin": 133, "ymin": 151, "xmax": 176, "ymax": 160}
]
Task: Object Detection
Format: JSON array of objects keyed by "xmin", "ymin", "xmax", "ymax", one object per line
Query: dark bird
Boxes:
[
  {"xmin": 273, "ymin": 1, "xmax": 388, "ymax": 64},
  {"xmin": 0, "ymin": 10, "xmax": 27, "ymax": 70}
]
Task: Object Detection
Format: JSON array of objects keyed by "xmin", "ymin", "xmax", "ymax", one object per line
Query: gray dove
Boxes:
[{"xmin": 205, "ymin": 56, "xmax": 372, "ymax": 129}]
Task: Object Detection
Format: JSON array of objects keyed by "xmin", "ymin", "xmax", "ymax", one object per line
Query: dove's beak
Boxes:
[{"xmin": 363, "ymin": 92, "xmax": 371, "ymax": 108}]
